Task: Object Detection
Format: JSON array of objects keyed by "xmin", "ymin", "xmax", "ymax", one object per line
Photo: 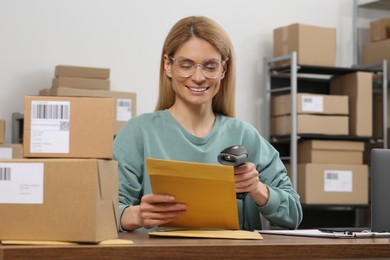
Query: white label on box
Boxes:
[
  {"xmin": 30, "ymin": 101, "xmax": 70, "ymax": 153},
  {"xmin": 116, "ymin": 98, "xmax": 132, "ymax": 121},
  {"xmin": 324, "ymin": 170, "xmax": 352, "ymax": 192},
  {"xmin": 0, "ymin": 163, "xmax": 44, "ymax": 204},
  {"xmin": 301, "ymin": 95, "xmax": 323, "ymax": 112},
  {"xmin": 0, "ymin": 147, "xmax": 12, "ymax": 159}
]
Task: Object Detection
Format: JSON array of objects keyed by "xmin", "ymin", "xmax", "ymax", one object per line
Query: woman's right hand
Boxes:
[{"xmin": 121, "ymin": 194, "xmax": 187, "ymax": 231}]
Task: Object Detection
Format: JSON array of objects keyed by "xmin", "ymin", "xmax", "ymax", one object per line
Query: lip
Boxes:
[{"xmin": 186, "ymin": 86, "xmax": 209, "ymax": 93}]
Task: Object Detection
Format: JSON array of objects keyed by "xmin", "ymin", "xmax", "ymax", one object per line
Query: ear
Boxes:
[
  {"xmin": 163, "ymin": 54, "xmax": 172, "ymax": 78},
  {"xmin": 220, "ymin": 70, "xmax": 226, "ymax": 79},
  {"xmin": 220, "ymin": 66, "xmax": 227, "ymax": 79}
]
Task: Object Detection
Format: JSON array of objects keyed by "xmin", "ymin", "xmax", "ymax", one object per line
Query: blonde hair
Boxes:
[{"xmin": 155, "ymin": 16, "xmax": 236, "ymax": 117}]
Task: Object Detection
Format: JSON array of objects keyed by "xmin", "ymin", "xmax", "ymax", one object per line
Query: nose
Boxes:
[{"xmin": 191, "ymin": 64, "xmax": 206, "ymax": 81}]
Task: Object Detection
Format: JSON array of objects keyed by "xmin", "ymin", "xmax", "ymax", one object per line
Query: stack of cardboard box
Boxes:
[
  {"xmin": 0, "ymin": 119, "xmax": 23, "ymax": 159},
  {"xmin": 295, "ymin": 140, "xmax": 368, "ymax": 205},
  {"xmin": 40, "ymin": 65, "xmax": 137, "ymax": 135},
  {"xmin": 270, "ymin": 93, "xmax": 349, "ymax": 136},
  {"xmin": 0, "ymin": 92, "xmax": 119, "ymax": 242}
]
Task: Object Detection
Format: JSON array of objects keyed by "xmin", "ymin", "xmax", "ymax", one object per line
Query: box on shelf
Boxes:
[
  {"xmin": 370, "ymin": 18, "xmax": 390, "ymax": 42},
  {"xmin": 271, "ymin": 93, "xmax": 349, "ymax": 116},
  {"xmin": 55, "ymin": 65, "xmax": 110, "ymax": 79},
  {"xmin": 330, "ymin": 72, "xmax": 373, "ymax": 137},
  {"xmin": 23, "ymin": 95, "xmax": 114, "ymax": 158},
  {"xmin": 298, "ymin": 140, "xmax": 364, "ymax": 164},
  {"xmin": 296, "ymin": 163, "xmax": 369, "ymax": 205},
  {"xmin": 273, "ymin": 23, "xmax": 336, "ymax": 67},
  {"xmin": 0, "ymin": 120, "xmax": 4, "ymax": 144},
  {"xmin": 362, "ymin": 38, "xmax": 390, "ymax": 78},
  {"xmin": 39, "ymin": 87, "xmax": 136, "ymax": 135},
  {"xmin": 372, "ymin": 94, "xmax": 390, "ymax": 138},
  {"xmin": 0, "ymin": 159, "xmax": 118, "ymax": 242},
  {"xmin": 0, "ymin": 144, "xmax": 23, "ymax": 159},
  {"xmin": 271, "ymin": 114, "xmax": 349, "ymax": 136},
  {"xmin": 52, "ymin": 76, "xmax": 110, "ymax": 90}
]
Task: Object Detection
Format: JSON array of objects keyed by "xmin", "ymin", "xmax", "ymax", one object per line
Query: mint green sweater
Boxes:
[{"xmin": 113, "ymin": 110, "xmax": 302, "ymax": 231}]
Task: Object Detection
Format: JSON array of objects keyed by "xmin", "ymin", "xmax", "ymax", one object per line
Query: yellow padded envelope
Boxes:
[{"xmin": 146, "ymin": 158, "xmax": 239, "ymax": 230}]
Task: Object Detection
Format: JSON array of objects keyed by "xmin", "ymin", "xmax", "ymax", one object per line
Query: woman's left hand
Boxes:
[{"xmin": 234, "ymin": 162, "xmax": 269, "ymax": 206}]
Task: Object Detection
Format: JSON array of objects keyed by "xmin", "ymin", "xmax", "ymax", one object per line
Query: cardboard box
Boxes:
[
  {"xmin": 0, "ymin": 159, "xmax": 118, "ymax": 242},
  {"xmin": 271, "ymin": 114, "xmax": 349, "ymax": 136},
  {"xmin": 0, "ymin": 144, "xmax": 23, "ymax": 159},
  {"xmin": 362, "ymin": 38, "xmax": 390, "ymax": 78},
  {"xmin": 55, "ymin": 65, "xmax": 110, "ymax": 79},
  {"xmin": 330, "ymin": 72, "xmax": 373, "ymax": 137},
  {"xmin": 273, "ymin": 23, "xmax": 336, "ymax": 67},
  {"xmin": 297, "ymin": 163, "xmax": 369, "ymax": 205},
  {"xmin": 0, "ymin": 120, "xmax": 4, "ymax": 144},
  {"xmin": 23, "ymin": 96, "xmax": 114, "ymax": 158},
  {"xmin": 298, "ymin": 140, "xmax": 364, "ymax": 164},
  {"xmin": 39, "ymin": 87, "xmax": 136, "ymax": 135},
  {"xmin": 372, "ymin": 94, "xmax": 390, "ymax": 138},
  {"xmin": 271, "ymin": 93, "xmax": 349, "ymax": 116},
  {"xmin": 52, "ymin": 76, "xmax": 110, "ymax": 90},
  {"xmin": 370, "ymin": 18, "xmax": 390, "ymax": 42}
]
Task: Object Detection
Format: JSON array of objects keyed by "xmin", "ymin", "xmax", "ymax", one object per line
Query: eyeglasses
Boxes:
[{"xmin": 169, "ymin": 56, "xmax": 227, "ymax": 79}]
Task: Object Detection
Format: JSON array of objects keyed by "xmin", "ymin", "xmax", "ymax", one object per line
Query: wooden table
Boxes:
[{"xmin": 1, "ymin": 231, "xmax": 390, "ymax": 259}]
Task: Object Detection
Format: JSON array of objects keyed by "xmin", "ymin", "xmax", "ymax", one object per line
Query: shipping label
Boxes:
[
  {"xmin": 301, "ymin": 95, "xmax": 324, "ymax": 112},
  {"xmin": 30, "ymin": 101, "xmax": 70, "ymax": 153},
  {"xmin": 0, "ymin": 163, "xmax": 44, "ymax": 204},
  {"xmin": 324, "ymin": 170, "xmax": 352, "ymax": 192},
  {"xmin": 116, "ymin": 98, "xmax": 132, "ymax": 121}
]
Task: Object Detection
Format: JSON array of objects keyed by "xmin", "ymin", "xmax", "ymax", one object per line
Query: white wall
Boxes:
[{"xmin": 0, "ymin": 0, "xmax": 354, "ymax": 143}]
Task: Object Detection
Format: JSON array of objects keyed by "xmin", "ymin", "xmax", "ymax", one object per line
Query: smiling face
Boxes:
[{"xmin": 164, "ymin": 37, "xmax": 225, "ymax": 110}]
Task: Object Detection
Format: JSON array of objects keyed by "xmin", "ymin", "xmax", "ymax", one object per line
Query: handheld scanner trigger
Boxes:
[{"xmin": 218, "ymin": 145, "xmax": 249, "ymax": 200}]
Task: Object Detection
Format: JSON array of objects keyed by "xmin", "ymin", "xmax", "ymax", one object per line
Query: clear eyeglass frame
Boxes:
[{"xmin": 169, "ymin": 56, "xmax": 227, "ymax": 79}]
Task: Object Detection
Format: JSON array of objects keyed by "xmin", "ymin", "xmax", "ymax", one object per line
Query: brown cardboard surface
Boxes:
[
  {"xmin": 52, "ymin": 76, "xmax": 110, "ymax": 90},
  {"xmin": 23, "ymin": 96, "xmax": 114, "ymax": 158},
  {"xmin": 0, "ymin": 159, "xmax": 118, "ymax": 242},
  {"xmin": 0, "ymin": 120, "xmax": 4, "ymax": 144},
  {"xmin": 271, "ymin": 93, "xmax": 348, "ymax": 116},
  {"xmin": 373, "ymin": 94, "xmax": 390, "ymax": 138},
  {"xmin": 271, "ymin": 114, "xmax": 349, "ymax": 136},
  {"xmin": 39, "ymin": 87, "xmax": 136, "ymax": 135},
  {"xmin": 55, "ymin": 65, "xmax": 110, "ymax": 79},
  {"xmin": 298, "ymin": 140, "xmax": 364, "ymax": 164},
  {"xmin": 273, "ymin": 23, "xmax": 336, "ymax": 66},
  {"xmin": 0, "ymin": 144, "xmax": 23, "ymax": 159},
  {"xmin": 297, "ymin": 163, "xmax": 369, "ymax": 205},
  {"xmin": 363, "ymin": 38, "xmax": 390, "ymax": 78},
  {"xmin": 370, "ymin": 18, "xmax": 390, "ymax": 42},
  {"xmin": 330, "ymin": 72, "xmax": 373, "ymax": 137}
]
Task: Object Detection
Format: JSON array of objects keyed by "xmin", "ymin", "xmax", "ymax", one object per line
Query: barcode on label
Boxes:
[
  {"xmin": 303, "ymin": 97, "xmax": 313, "ymax": 103},
  {"xmin": 32, "ymin": 104, "xmax": 70, "ymax": 120},
  {"xmin": 326, "ymin": 172, "xmax": 339, "ymax": 180},
  {"xmin": 118, "ymin": 100, "xmax": 132, "ymax": 107},
  {"xmin": 0, "ymin": 167, "xmax": 11, "ymax": 181}
]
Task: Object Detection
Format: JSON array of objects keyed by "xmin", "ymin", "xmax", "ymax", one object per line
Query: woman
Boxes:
[{"xmin": 114, "ymin": 16, "xmax": 302, "ymax": 231}]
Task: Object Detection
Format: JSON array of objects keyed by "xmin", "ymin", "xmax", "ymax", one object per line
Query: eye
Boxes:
[
  {"xmin": 177, "ymin": 59, "xmax": 195, "ymax": 70},
  {"xmin": 203, "ymin": 60, "xmax": 220, "ymax": 71}
]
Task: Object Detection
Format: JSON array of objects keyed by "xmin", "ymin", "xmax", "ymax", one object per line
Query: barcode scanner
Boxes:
[{"xmin": 218, "ymin": 145, "xmax": 249, "ymax": 200}]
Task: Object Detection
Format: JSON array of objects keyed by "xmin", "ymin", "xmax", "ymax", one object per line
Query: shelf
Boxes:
[
  {"xmin": 358, "ymin": 0, "xmax": 390, "ymax": 10},
  {"xmin": 270, "ymin": 134, "xmax": 371, "ymax": 143},
  {"xmin": 270, "ymin": 64, "xmax": 384, "ymax": 76}
]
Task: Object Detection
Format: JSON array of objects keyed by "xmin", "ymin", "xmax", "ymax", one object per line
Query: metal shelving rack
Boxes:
[{"xmin": 264, "ymin": 51, "xmax": 387, "ymax": 194}]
